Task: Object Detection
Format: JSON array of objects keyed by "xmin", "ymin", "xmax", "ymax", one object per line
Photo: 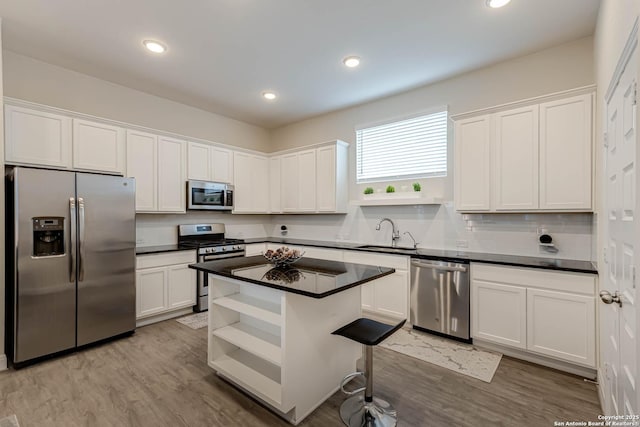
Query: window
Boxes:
[{"xmin": 356, "ymin": 110, "xmax": 448, "ymax": 183}]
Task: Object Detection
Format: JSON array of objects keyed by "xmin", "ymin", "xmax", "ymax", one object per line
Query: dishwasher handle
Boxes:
[{"xmin": 411, "ymin": 259, "xmax": 468, "ymax": 273}]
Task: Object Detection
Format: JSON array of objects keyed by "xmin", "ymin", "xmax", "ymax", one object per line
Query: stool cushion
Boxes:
[{"xmin": 332, "ymin": 318, "xmax": 406, "ymax": 346}]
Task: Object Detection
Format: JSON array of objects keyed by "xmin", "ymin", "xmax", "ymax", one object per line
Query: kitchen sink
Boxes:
[{"xmin": 356, "ymin": 245, "xmax": 417, "ymax": 253}]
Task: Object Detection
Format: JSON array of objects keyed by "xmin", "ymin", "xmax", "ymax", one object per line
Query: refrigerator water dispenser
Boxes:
[{"xmin": 32, "ymin": 217, "xmax": 65, "ymax": 257}]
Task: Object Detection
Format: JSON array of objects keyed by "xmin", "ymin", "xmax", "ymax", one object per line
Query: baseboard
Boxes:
[
  {"xmin": 0, "ymin": 354, "xmax": 7, "ymax": 371},
  {"xmin": 136, "ymin": 307, "xmax": 194, "ymax": 327},
  {"xmin": 473, "ymin": 339, "xmax": 597, "ymax": 379}
]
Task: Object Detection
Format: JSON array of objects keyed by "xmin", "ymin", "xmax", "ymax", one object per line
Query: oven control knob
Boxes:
[
  {"xmin": 205, "ymin": 248, "xmax": 212, "ymax": 254},
  {"xmin": 222, "ymin": 247, "xmax": 227, "ymax": 252}
]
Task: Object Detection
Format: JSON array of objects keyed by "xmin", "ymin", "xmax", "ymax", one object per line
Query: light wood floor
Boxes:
[{"xmin": 0, "ymin": 318, "xmax": 601, "ymax": 426}]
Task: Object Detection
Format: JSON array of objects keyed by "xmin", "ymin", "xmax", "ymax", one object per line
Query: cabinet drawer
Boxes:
[
  {"xmin": 343, "ymin": 251, "xmax": 408, "ymax": 270},
  {"xmin": 471, "ymin": 263, "xmax": 595, "ymax": 295},
  {"xmin": 302, "ymin": 247, "xmax": 343, "ymax": 262},
  {"xmin": 137, "ymin": 250, "xmax": 197, "ymax": 269},
  {"xmin": 245, "ymin": 243, "xmax": 266, "ymax": 256}
]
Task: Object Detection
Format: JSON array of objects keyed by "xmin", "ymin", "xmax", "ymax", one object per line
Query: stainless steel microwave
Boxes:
[{"xmin": 187, "ymin": 180, "xmax": 233, "ymax": 211}]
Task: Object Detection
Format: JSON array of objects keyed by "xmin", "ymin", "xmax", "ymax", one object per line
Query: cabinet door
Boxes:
[
  {"xmin": 126, "ymin": 130, "xmax": 158, "ymax": 212},
  {"xmin": 232, "ymin": 152, "xmax": 252, "ymax": 213},
  {"xmin": 454, "ymin": 115, "xmax": 491, "ymax": 211},
  {"xmin": 316, "ymin": 145, "xmax": 337, "ymax": 212},
  {"xmin": 252, "ymin": 155, "xmax": 270, "ymax": 213},
  {"xmin": 493, "ymin": 106, "xmax": 539, "ymax": 210},
  {"xmin": 136, "ymin": 267, "xmax": 168, "ymax": 318},
  {"xmin": 281, "ymin": 153, "xmax": 299, "ymax": 211},
  {"xmin": 297, "ymin": 150, "xmax": 317, "ymax": 212},
  {"xmin": 361, "ymin": 284, "xmax": 374, "ymax": 312},
  {"xmin": 539, "ymin": 94, "xmax": 592, "ymax": 210},
  {"xmin": 374, "ymin": 271, "xmax": 409, "ymax": 319},
  {"xmin": 527, "ymin": 288, "xmax": 595, "ymax": 367},
  {"xmin": 72, "ymin": 119, "xmax": 125, "ymax": 174},
  {"xmin": 269, "ymin": 156, "xmax": 282, "ymax": 213},
  {"xmin": 211, "ymin": 147, "xmax": 233, "ymax": 184},
  {"xmin": 157, "ymin": 136, "xmax": 186, "ymax": 213},
  {"xmin": 244, "ymin": 243, "xmax": 266, "ymax": 256},
  {"xmin": 167, "ymin": 264, "xmax": 197, "ymax": 309},
  {"xmin": 471, "ymin": 280, "xmax": 527, "ymax": 349},
  {"xmin": 187, "ymin": 142, "xmax": 211, "ymax": 181},
  {"xmin": 5, "ymin": 105, "xmax": 72, "ymax": 168}
]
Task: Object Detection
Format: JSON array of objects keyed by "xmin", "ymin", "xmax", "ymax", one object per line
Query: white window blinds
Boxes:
[{"xmin": 356, "ymin": 110, "xmax": 448, "ymax": 183}]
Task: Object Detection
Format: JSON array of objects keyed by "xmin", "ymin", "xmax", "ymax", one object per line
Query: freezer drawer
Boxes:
[{"xmin": 410, "ymin": 259, "xmax": 470, "ymax": 341}]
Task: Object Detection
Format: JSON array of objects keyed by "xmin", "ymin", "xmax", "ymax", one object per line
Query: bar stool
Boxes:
[{"xmin": 332, "ymin": 318, "xmax": 406, "ymax": 427}]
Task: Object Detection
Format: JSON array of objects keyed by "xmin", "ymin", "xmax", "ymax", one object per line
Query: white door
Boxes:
[
  {"xmin": 454, "ymin": 115, "xmax": 491, "ymax": 211},
  {"xmin": 297, "ymin": 150, "xmax": 317, "ymax": 212},
  {"xmin": 493, "ymin": 106, "xmax": 539, "ymax": 210},
  {"xmin": 167, "ymin": 264, "xmax": 196, "ymax": 309},
  {"xmin": 269, "ymin": 156, "xmax": 282, "ymax": 213},
  {"xmin": 232, "ymin": 152, "xmax": 252, "ymax": 213},
  {"xmin": 126, "ymin": 130, "xmax": 158, "ymax": 212},
  {"xmin": 187, "ymin": 141, "xmax": 211, "ymax": 181},
  {"xmin": 539, "ymin": 93, "xmax": 593, "ymax": 210},
  {"xmin": 281, "ymin": 153, "xmax": 299, "ymax": 211},
  {"xmin": 316, "ymin": 145, "xmax": 337, "ymax": 212},
  {"xmin": 601, "ymin": 42, "xmax": 638, "ymax": 416},
  {"xmin": 72, "ymin": 119, "xmax": 125, "ymax": 174},
  {"xmin": 211, "ymin": 147, "xmax": 233, "ymax": 183},
  {"xmin": 136, "ymin": 268, "xmax": 168, "ymax": 318},
  {"xmin": 157, "ymin": 136, "xmax": 186, "ymax": 213}
]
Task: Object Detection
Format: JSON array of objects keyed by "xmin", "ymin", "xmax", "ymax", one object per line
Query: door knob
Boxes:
[{"xmin": 599, "ymin": 290, "xmax": 622, "ymax": 307}]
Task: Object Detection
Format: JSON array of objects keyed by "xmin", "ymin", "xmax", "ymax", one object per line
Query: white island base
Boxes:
[{"xmin": 208, "ymin": 274, "xmax": 362, "ymax": 425}]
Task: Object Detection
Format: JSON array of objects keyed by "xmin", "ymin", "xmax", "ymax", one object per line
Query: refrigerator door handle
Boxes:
[
  {"xmin": 69, "ymin": 197, "xmax": 76, "ymax": 283},
  {"xmin": 78, "ymin": 197, "xmax": 86, "ymax": 281}
]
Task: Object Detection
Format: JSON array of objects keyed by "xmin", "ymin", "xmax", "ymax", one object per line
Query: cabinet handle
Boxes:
[
  {"xmin": 599, "ymin": 290, "xmax": 622, "ymax": 307},
  {"xmin": 411, "ymin": 260, "xmax": 467, "ymax": 272}
]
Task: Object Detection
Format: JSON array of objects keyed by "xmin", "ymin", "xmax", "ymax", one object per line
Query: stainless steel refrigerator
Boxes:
[{"xmin": 6, "ymin": 167, "xmax": 136, "ymax": 364}]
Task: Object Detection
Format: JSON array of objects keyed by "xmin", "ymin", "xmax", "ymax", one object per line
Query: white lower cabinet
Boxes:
[
  {"xmin": 471, "ymin": 263, "xmax": 596, "ymax": 368},
  {"xmin": 343, "ymin": 251, "xmax": 409, "ymax": 320},
  {"xmin": 472, "ymin": 280, "xmax": 527, "ymax": 349},
  {"xmin": 136, "ymin": 251, "xmax": 197, "ymax": 325},
  {"xmin": 245, "ymin": 243, "xmax": 267, "ymax": 256},
  {"xmin": 526, "ymin": 288, "xmax": 595, "ymax": 366}
]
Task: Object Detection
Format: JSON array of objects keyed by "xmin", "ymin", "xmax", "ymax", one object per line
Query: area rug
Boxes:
[
  {"xmin": 380, "ymin": 328, "xmax": 502, "ymax": 383},
  {"xmin": 0, "ymin": 415, "xmax": 20, "ymax": 427},
  {"xmin": 176, "ymin": 312, "xmax": 208, "ymax": 330}
]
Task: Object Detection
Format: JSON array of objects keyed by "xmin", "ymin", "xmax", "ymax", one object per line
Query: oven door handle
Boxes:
[{"xmin": 201, "ymin": 252, "xmax": 246, "ymax": 261}]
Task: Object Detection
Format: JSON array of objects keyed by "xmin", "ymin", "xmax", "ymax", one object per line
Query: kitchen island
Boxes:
[{"xmin": 189, "ymin": 256, "xmax": 395, "ymax": 425}]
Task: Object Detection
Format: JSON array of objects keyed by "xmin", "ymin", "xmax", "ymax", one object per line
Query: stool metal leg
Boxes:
[{"xmin": 339, "ymin": 346, "xmax": 397, "ymax": 427}]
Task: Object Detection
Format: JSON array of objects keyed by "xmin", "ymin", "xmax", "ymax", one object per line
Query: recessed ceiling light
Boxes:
[
  {"xmin": 262, "ymin": 91, "xmax": 277, "ymax": 101},
  {"xmin": 143, "ymin": 40, "xmax": 167, "ymax": 54},
  {"xmin": 343, "ymin": 56, "xmax": 361, "ymax": 68},
  {"xmin": 486, "ymin": 0, "xmax": 511, "ymax": 8}
]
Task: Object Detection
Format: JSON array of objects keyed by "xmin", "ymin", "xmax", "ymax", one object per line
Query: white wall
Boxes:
[
  {"xmin": 2, "ymin": 50, "xmax": 270, "ymax": 152},
  {"xmin": 267, "ymin": 36, "xmax": 596, "ymax": 261}
]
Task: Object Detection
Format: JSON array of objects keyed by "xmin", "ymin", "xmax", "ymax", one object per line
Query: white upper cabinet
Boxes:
[
  {"xmin": 316, "ymin": 143, "xmax": 348, "ymax": 213},
  {"xmin": 126, "ymin": 130, "xmax": 158, "ymax": 212},
  {"xmin": 454, "ymin": 115, "xmax": 491, "ymax": 211},
  {"xmin": 263, "ymin": 140, "xmax": 348, "ymax": 215},
  {"xmin": 211, "ymin": 147, "xmax": 234, "ymax": 184},
  {"xmin": 157, "ymin": 136, "xmax": 187, "ymax": 213},
  {"xmin": 454, "ymin": 90, "xmax": 594, "ymax": 212},
  {"xmin": 269, "ymin": 156, "xmax": 282, "ymax": 214},
  {"xmin": 187, "ymin": 142, "xmax": 234, "ymax": 184},
  {"xmin": 539, "ymin": 94, "xmax": 592, "ymax": 210},
  {"xmin": 233, "ymin": 151, "xmax": 270, "ymax": 213},
  {"xmin": 72, "ymin": 119, "xmax": 125, "ymax": 174},
  {"xmin": 5, "ymin": 104, "xmax": 72, "ymax": 169},
  {"xmin": 493, "ymin": 106, "xmax": 539, "ymax": 210},
  {"xmin": 127, "ymin": 130, "xmax": 186, "ymax": 213},
  {"xmin": 187, "ymin": 141, "xmax": 211, "ymax": 181}
]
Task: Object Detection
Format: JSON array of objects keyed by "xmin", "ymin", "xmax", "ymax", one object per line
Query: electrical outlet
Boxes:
[{"xmin": 456, "ymin": 240, "xmax": 468, "ymax": 248}]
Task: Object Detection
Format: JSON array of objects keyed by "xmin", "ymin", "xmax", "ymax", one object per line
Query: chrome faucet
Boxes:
[
  {"xmin": 376, "ymin": 218, "xmax": 400, "ymax": 247},
  {"xmin": 403, "ymin": 231, "xmax": 418, "ymax": 249}
]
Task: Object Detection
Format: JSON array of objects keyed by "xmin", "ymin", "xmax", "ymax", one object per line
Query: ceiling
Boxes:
[{"xmin": 0, "ymin": 0, "xmax": 600, "ymax": 128}]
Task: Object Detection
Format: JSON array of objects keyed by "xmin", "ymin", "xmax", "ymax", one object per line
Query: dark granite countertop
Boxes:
[
  {"xmin": 244, "ymin": 237, "xmax": 597, "ymax": 274},
  {"xmin": 189, "ymin": 256, "xmax": 395, "ymax": 298},
  {"xmin": 136, "ymin": 245, "xmax": 195, "ymax": 255}
]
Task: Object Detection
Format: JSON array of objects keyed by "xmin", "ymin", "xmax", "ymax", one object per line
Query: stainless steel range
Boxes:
[{"xmin": 178, "ymin": 223, "xmax": 245, "ymax": 312}]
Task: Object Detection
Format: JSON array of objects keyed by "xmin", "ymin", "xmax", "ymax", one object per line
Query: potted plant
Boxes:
[
  {"xmin": 363, "ymin": 187, "xmax": 375, "ymax": 199},
  {"xmin": 413, "ymin": 182, "xmax": 421, "ymax": 192},
  {"xmin": 386, "ymin": 185, "xmax": 395, "ymax": 193}
]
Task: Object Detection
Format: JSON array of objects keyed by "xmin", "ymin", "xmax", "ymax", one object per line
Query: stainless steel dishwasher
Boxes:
[{"xmin": 410, "ymin": 259, "xmax": 470, "ymax": 341}]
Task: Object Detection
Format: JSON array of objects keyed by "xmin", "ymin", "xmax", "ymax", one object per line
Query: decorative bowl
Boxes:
[{"xmin": 263, "ymin": 246, "xmax": 304, "ymax": 267}]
